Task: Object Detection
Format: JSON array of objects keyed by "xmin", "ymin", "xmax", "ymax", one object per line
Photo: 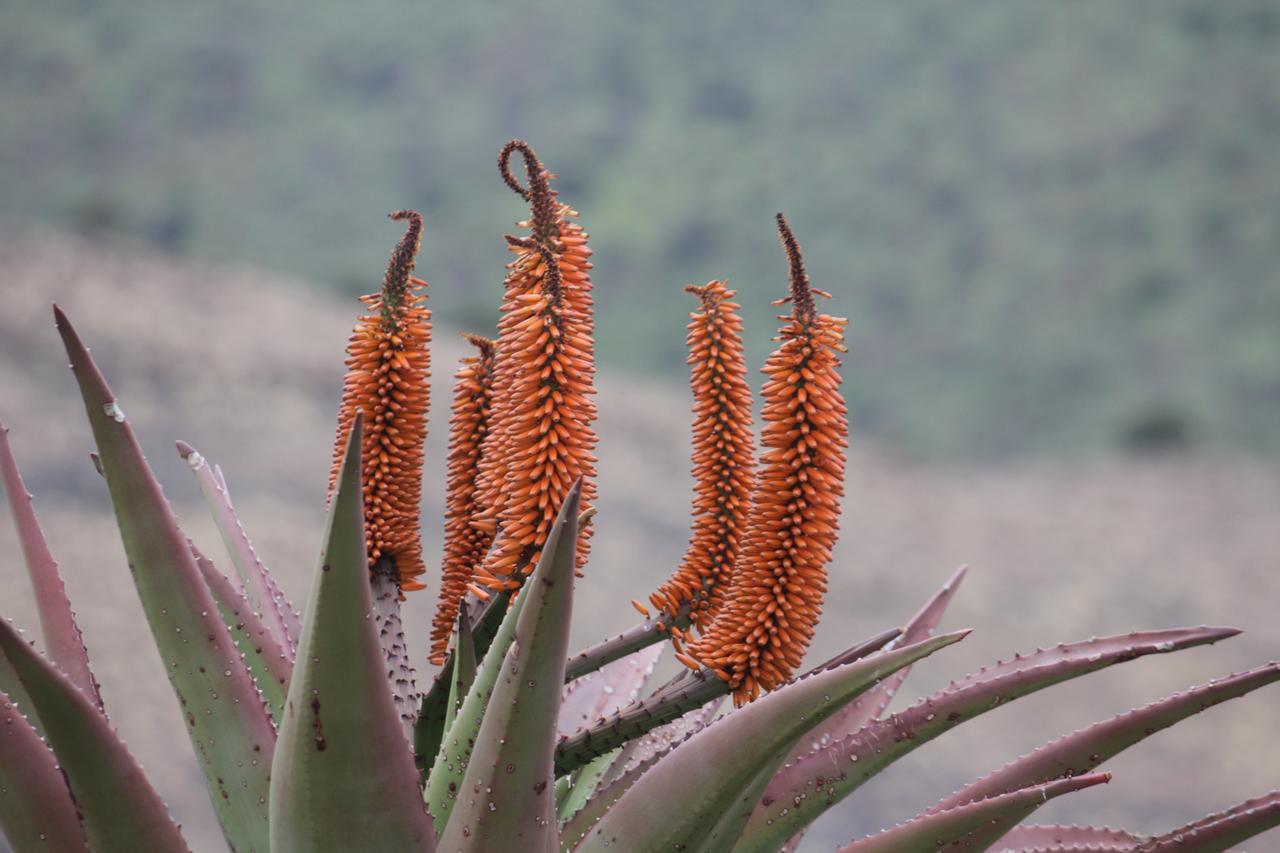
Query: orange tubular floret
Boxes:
[
  {"xmin": 329, "ymin": 210, "xmax": 431, "ymax": 591},
  {"xmin": 429, "ymin": 333, "xmax": 497, "ymax": 664},
  {"xmin": 473, "ymin": 141, "xmax": 597, "ymax": 593},
  {"xmin": 647, "ymin": 281, "xmax": 755, "ymax": 632},
  {"xmin": 688, "ymin": 214, "xmax": 848, "ymax": 706}
]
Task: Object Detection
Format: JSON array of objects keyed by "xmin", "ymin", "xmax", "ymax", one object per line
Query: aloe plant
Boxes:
[{"xmin": 1, "ymin": 140, "xmax": 1276, "ymax": 853}]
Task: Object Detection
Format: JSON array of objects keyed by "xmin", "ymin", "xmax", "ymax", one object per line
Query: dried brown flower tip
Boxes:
[
  {"xmin": 471, "ymin": 142, "xmax": 598, "ymax": 596},
  {"xmin": 428, "ymin": 333, "xmax": 498, "ymax": 664},
  {"xmin": 647, "ymin": 281, "xmax": 756, "ymax": 634},
  {"xmin": 688, "ymin": 217, "xmax": 849, "ymax": 705},
  {"xmin": 329, "ymin": 210, "xmax": 431, "ymax": 591}
]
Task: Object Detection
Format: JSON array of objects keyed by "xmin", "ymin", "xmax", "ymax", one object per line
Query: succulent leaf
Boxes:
[
  {"xmin": 192, "ymin": 541, "xmax": 291, "ymax": 722},
  {"xmin": 594, "ymin": 696, "xmax": 724, "ymax": 795},
  {"xmin": 0, "ymin": 619, "xmax": 189, "ymax": 852},
  {"xmin": 0, "ymin": 423, "xmax": 102, "ymax": 707},
  {"xmin": 268, "ymin": 415, "xmax": 434, "ymax": 853},
  {"xmin": 735, "ymin": 625, "xmax": 1240, "ymax": 852},
  {"xmin": 939, "ymin": 662, "xmax": 1280, "ymax": 815},
  {"xmin": 415, "ymin": 592, "xmax": 507, "ymax": 776},
  {"xmin": 556, "ymin": 749, "xmax": 617, "ymax": 825},
  {"xmin": 1136, "ymin": 790, "xmax": 1280, "ymax": 852},
  {"xmin": 555, "ymin": 667, "xmax": 729, "ymax": 775},
  {"xmin": 836, "ymin": 773, "xmax": 1111, "ymax": 853},
  {"xmin": 436, "ymin": 481, "xmax": 582, "ymax": 851},
  {"xmin": 557, "ymin": 626, "xmax": 899, "ymax": 777},
  {"xmin": 0, "ymin": 645, "xmax": 45, "ymax": 739},
  {"xmin": 559, "ymin": 705, "xmax": 729, "ymax": 851},
  {"xmin": 442, "ymin": 600, "xmax": 477, "ymax": 738},
  {"xmin": 55, "ymin": 305, "xmax": 276, "ymax": 852},
  {"xmin": 0, "ymin": 687, "xmax": 90, "ymax": 852},
  {"xmin": 791, "ymin": 565, "xmax": 967, "ymax": 764},
  {"xmin": 575, "ymin": 630, "xmax": 967, "ymax": 853},
  {"xmin": 177, "ymin": 440, "xmax": 299, "ymax": 656},
  {"xmin": 996, "ymin": 823, "xmax": 1144, "ymax": 849},
  {"xmin": 559, "ymin": 644, "xmax": 664, "ymax": 738},
  {"xmin": 424, "ymin": 584, "xmax": 529, "ymax": 830}
]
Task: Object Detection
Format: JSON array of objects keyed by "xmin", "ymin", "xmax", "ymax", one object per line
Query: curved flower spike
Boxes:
[
  {"xmin": 328, "ymin": 210, "xmax": 431, "ymax": 591},
  {"xmin": 472, "ymin": 141, "xmax": 598, "ymax": 594}
]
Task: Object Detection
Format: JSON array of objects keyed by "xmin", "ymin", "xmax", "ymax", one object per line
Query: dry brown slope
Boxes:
[{"xmin": 1, "ymin": 227, "xmax": 1276, "ymax": 852}]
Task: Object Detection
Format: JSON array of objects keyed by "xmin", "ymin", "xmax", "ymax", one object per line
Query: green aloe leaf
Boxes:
[
  {"xmin": 575, "ymin": 630, "xmax": 968, "ymax": 853},
  {"xmin": 268, "ymin": 414, "xmax": 434, "ymax": 853},
  {"xmin": 425, "ymin": 583, "xmax": 530, "ymax": 829},
  {"xmin": 442, "ymin": 599, "xmax": 477, "ymax": 738},
  {"xmin": 415, "ymin": 591, "xmax": 507, "ymax": 777},
  {"xmin": 192, "ymin": 541, "xmax": 292, "ymax": 722},
  {"xmin": 0, "ymin": 643, "xmax": 45, "ymax": 739},
  {"xmin": 55, "ymin": 306, "xmax": 275, "ymax": 852},
  {"xmin": 0, "ymin": 686, "xmax": 90, "ymax": 852},
  {"xmin": 0, "ymin": 422, "xmax": 102, "ymax": 707},
  {"xmin": 556, "ymin": 749, "xmax": 618, "ymax": 825},
  {"xmin": 836, "ymin": 773, "xmax": 1111, "ymax": 853},
  {"xmin": 938, "ymin": 662, "xmax": 1280, "ymax": 815},
  {"xmin": 437, "ymin": 481, "xmax": 583, "ymax": 852},
  {"xmin": 0, "ymin": 620, "xmax": 188, "ymax": 852},
  {"xmin": 734, "ymin": 625, "xmax": 1240, "ymax": 852},
  {"xmin": 177, "ymin": 441, "xmax": 299, "ymax": 656}
]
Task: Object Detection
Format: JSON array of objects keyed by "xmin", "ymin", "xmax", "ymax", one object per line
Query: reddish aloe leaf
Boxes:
[
  {"xmin": 735, "ymin": 625, "xmax": 1240, "ymax": 852},
  {"xmin": 561, "ymin": 736, "xmax": 675, "ymax": 849},
  {"xmin": 560, "ymin": 643, "xmax": 664, "ymax": 738},
  {"xmin": 557, "ymin": 626, "xmax": 899, "ymax": 777},
  {"xmin": 997, "ymin": 823, "xmax": 1144, "ymax": 849},
  {"xmin": 597, "ymin": 693, "xmax": 725, "ymax": 792},
  {"xmin": 268, "ymin": 416, "xmax": 434, "ymax": 852},
  {"xmin": 193, "ymin": 541, "xmax": 292, "ymax": 721},
  {"xmin": 0, "ymin": 423, "xmax": 102, "ymax": 708},
  {"xmin": 0, "ymin": 687, "xmax": 90, "ymax": 852},
  {"xmin": 0, "ymin": 619, "xmax": 188, "ymax": 852},
  {"xmin": 575, "ymin": 630, "xmax": 968, "ymax": 853},
  {"xmin": 938, "ymin": 663, "xmax": 1280, "ymax": 814},
  {"xmin": 787, "ymin": 566, "xmax": 967, "ymax": 765},
  {"xmin": 1137, "ymin": 791, "xmax": 1280, "ymax": 852},
  {"xmin": 437, "ymin": 482, "xmax": 582, "ymax": 852},
  {"xmin": 54, "ymin": 306, "xmax": 275, "ymax": 852},
  {"xmin": 837, "ymin": 774, "xmax": 1111, "ymax": 853},
  {"xmin": 177, "ymin": 440, "xmax": 299, "ymax": 656}
]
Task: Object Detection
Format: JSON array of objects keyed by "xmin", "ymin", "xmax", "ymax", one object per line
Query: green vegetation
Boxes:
[{"xmin": 2, "ymin": 0, "xmax": 1278, "ymax": 457}]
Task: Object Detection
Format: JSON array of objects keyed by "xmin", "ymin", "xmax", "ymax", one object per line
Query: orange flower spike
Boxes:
[
  {"xmin": 471, "ymin": 141, "xmax": 596, "ymax": 539},
  {"xmin": 429, "ymin": 333, "xmax": 497, "ymax": 664},
  {"xmin": 328, "ymin": 210, "xmax": 431, "ymax": 591},
  {"xmin": 647, "ymin": 281, "xmax": 756, "ymax": 631},
  {"xmin": 473, "ymin": 141, "xmax": 598, "ymax": 593},
  {"xmin": 688, "ymin": 214, "xmax": 849, "ymax": 706}
]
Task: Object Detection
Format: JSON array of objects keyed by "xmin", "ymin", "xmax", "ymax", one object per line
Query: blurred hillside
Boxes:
[
  {"xmin": 2, "ymin": 0, "xmax": 1279, "ymax": 458},
  {"xmin": 1, "ymin": 229, "xmax": 1277, "ymax": 852}
]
